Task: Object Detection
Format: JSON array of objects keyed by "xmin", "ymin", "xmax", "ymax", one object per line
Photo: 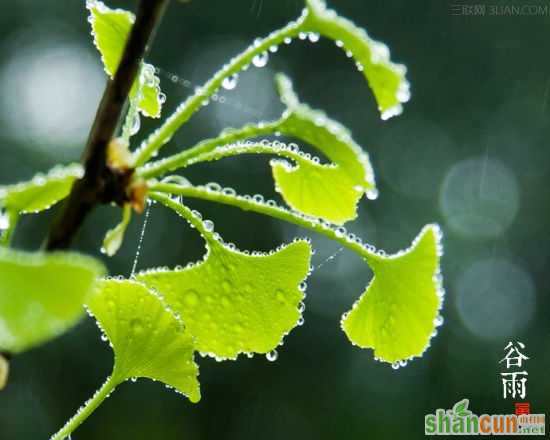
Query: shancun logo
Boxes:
[{"xmin": 425, "ymin": 399, "xmax": 546, "ymax": 435}]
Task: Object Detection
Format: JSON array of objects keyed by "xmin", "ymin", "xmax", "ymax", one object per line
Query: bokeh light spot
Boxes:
[
  {"xmin": 439, "ymin": 157, "xmax": 519, "ymax": 239},
  {"xmin": 455, "ymin": 259, "xmax": 535, "ymax": 341}
]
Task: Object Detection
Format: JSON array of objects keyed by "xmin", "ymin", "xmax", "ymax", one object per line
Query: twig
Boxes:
[{"xmin": 45, "ymin": 0, "xmax": 170, "ymax": 250}]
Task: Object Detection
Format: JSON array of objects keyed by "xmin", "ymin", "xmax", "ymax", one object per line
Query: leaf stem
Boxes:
[
  {"xmin": 149, "ymin": 183, "xmax": 383, "ymax": 265},
  {"xmin": 137, "ymin": 120, "xmax": 282, "ymax": 179},
  {"xmin": 132, "ymin": 13, "xmax": 308, "ymax": 167},
  {"xmin": 50, "ymin": 375, "xmax": 120, "ymax": 440}
]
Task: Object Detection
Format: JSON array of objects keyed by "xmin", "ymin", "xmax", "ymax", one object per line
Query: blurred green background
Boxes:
[{"xmin": 1, "ymin": 0, "xmax": 549, "ymax": 438}]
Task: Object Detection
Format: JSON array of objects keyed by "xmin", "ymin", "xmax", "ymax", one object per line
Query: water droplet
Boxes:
[
  {"xmin": 129, "ymin": 112, "xmax": 141, "ymax": 136},
  {"xmin": 184, "ymin": 289, "xmax": 199, "ymax": 307},
  {"xmin": 252, "ymin": 51, "xmax": 269, "ymax": 68},
  {"xmin": 335, "ymin": 226, "xmax": 346, "ymax": 238},
  {"xmin": 203, "ymin": 220, "xmax": 214, "ymax": 232},
  {"xmin": 297, "ymin": 317, "xmax": 304, "ymax": 326},
  {"xmin": 266, "ymin": 349, "xmax": 278, "ymax": 362},
  {"xmin": 222, "ymin": 73, "xmax": 239, "ymax": 90},
  {"xmin": 307, "ymin": 32, "xmax": 320, "ymax": 43},
  {"xmin": 0, "ymin": 211, "xmax": 10, "ymax": 230},
  {"xmin": 366, "ymin": 188, "xmax": 379, "ymax": 200},
  {"xmin": 434, "ymin": 315, "xmax": 444, "ymax": 327},
  {"xmin": 391, "ymin": 362, "xmax": 400, "ymax": 370},
  {"xmin": 131, "ymin": 319, "xmax": 144, "ymax": 334}
]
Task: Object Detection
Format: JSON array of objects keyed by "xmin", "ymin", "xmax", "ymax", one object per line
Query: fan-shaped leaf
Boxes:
[
  {"xmin": 137, "ymin": 194, "xmax": 311, "ymax": 360},
  {"xmin": 303, "ymin": 0, "xmax": 410, "ymax": 119},
  {"xmin": 272, "ymin": 74, "xmax": 376, "ymax": 223},
  {"xmin": 87, "ymin": 278, "xmax": 200, "ymax": 402},
  {"xmin": 87, "ymin": 0, "xmax": 163, "ymax": 118},
  {"xmin": 341, "ymin": 224, "xmax": 444, "ymax": 363},
  {"xmin": 0, "ymin": 164, "xmax": 82, "ymax": 215},
  {"xmin": 0, "ymin": 247, "xmax": 105, "ymax": 354}
]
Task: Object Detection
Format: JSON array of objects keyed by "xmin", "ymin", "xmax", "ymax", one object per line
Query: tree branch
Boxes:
[{"xmin": 45, "ymin": 0, "xmax": 170, "ymax": 250}]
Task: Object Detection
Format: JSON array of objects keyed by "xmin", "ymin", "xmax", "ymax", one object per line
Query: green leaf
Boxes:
[
  {"xmin": 303, "ymin": 0, "xmax": 410, "ymax": 119},
  {"xmin": 87, "ymin": 278, "xmax": 200, "ymax": 402},
  {"xmin": 142, "ymin": 75, "xmax": 376, "ymax": 224},
  {"xmin": 137, "ymin": 194, "xmax": 312, "ymax": 360},
  {"xmin": 453, "ymin": 399, "xmax": 472, "ymax": 417},
  {"xmin": 272, "ymin": 74, "xmax": 376, "ymax": 223},
  {"xmin": 101, "ymin": 205, "xmax": 132, "ymax": 257},
  {"xmin": 341, "ymin": 224, "xmax": 444, "ymax": 364},
  {"xmin": 87, "ymin": 0, "xmax": 163, "ymax": 118},
  {"xmin": 0, "ymin": 247, "xmax": 105, "ymax": 354},
  {"xmin": 0, "ymin": 163, "xmax": 82, "ymax": 215}
]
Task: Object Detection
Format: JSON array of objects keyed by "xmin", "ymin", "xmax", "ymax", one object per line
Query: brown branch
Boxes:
[{"xmin": 45, "ymin": 0, "xmax": 170, "ymax": 250}]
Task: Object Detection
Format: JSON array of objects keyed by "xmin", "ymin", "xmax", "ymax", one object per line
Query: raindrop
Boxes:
[
  {"xmin": 391, "ymin": 362, "xmax": 400, "ymax": 370},
  {"xmin": 203, "ymin": 220, "xmax": 214, "ymax": 232},
  {"xmin": 307, "ymin": 32, "xmax": 320, "ymax": 43},
  {"xmin": 266, "ymin": 349, "xmax": 278, "ymax": 362},
  {"xmin": 222, "ymin": 73, "xmax": 239, "ymax": 90},
  {"xmin": 335, "ymin": 226, "xmax": 346, "ymax": 238},
  {"xmin": 129, "ymin": 112, "xmax": 141, "ymax": 136},
  {"xmin": 0, "ymin": 210, "xmax": 9, "ymax": 230},
  {"xmin": 434, "ymin": 315, "xmax": 444, "ymax": 327},
  {"xmin": 366, "ymin": 188, "xmax": 379, "ymax": 200},
  {"xmin": 252, "ymin": 51, "xmax": 269, "ymax": 68}
]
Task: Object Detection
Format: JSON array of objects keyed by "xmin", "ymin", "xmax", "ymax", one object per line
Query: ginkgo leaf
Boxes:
[
  {"xmin": 0, "ymin": 163, "xmax": 82, "ymax": 215},
  {"xmin": 341, "ymin": 224, "xmax": 444, "ymax": 364},
  {"xmin": 272, "ymin": 74, "xmax": 376, "ymax": 223},
  {"xmin": 0, "ymin": 247, "xmax": 105, "ymax": 354},
  {"xmin": 87, "ymin": 0, "xmax": 163, "ymax": 118},
  {"xmin": 143, "ymin": 75, "xmax": 376, "ymax": 224},
  {"xmin": 87, "ymin": 278, "xmax": 200, "ymax": 402},
  {"xmin": 303, "ymin": 0, "xmax": 410, "ymax": 119},
  {"xmin": 137, "ymin": 194, "xmax": 312, "ymax": 360},
  {"xmin": 101, "ymin": 205, "xmax": 132, "ymax": 257}
]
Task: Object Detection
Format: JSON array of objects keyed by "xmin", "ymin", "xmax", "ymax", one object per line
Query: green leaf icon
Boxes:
[{"xmin": 453, "ymin": 399, "xmax": 472, "ymax": 417}]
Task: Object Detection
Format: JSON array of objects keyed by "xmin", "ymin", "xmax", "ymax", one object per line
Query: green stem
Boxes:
[
  {"xmin": 132, "ymin": 14, "xmax": 307, "ymax": 167},
  {"xmin": 149, "ymin": 183, "xmax": 382, "ymax": 265},
  {"xmin": 137, "ymin": 120, "xmax": 282, "ymax": 179},
  {"xmin": 50, "ymin": 375, "xmax": 119, "ymax": 440},
  {"xmin": 140, "ymin": 140, "xmax": 312, "ymax": 181}
]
